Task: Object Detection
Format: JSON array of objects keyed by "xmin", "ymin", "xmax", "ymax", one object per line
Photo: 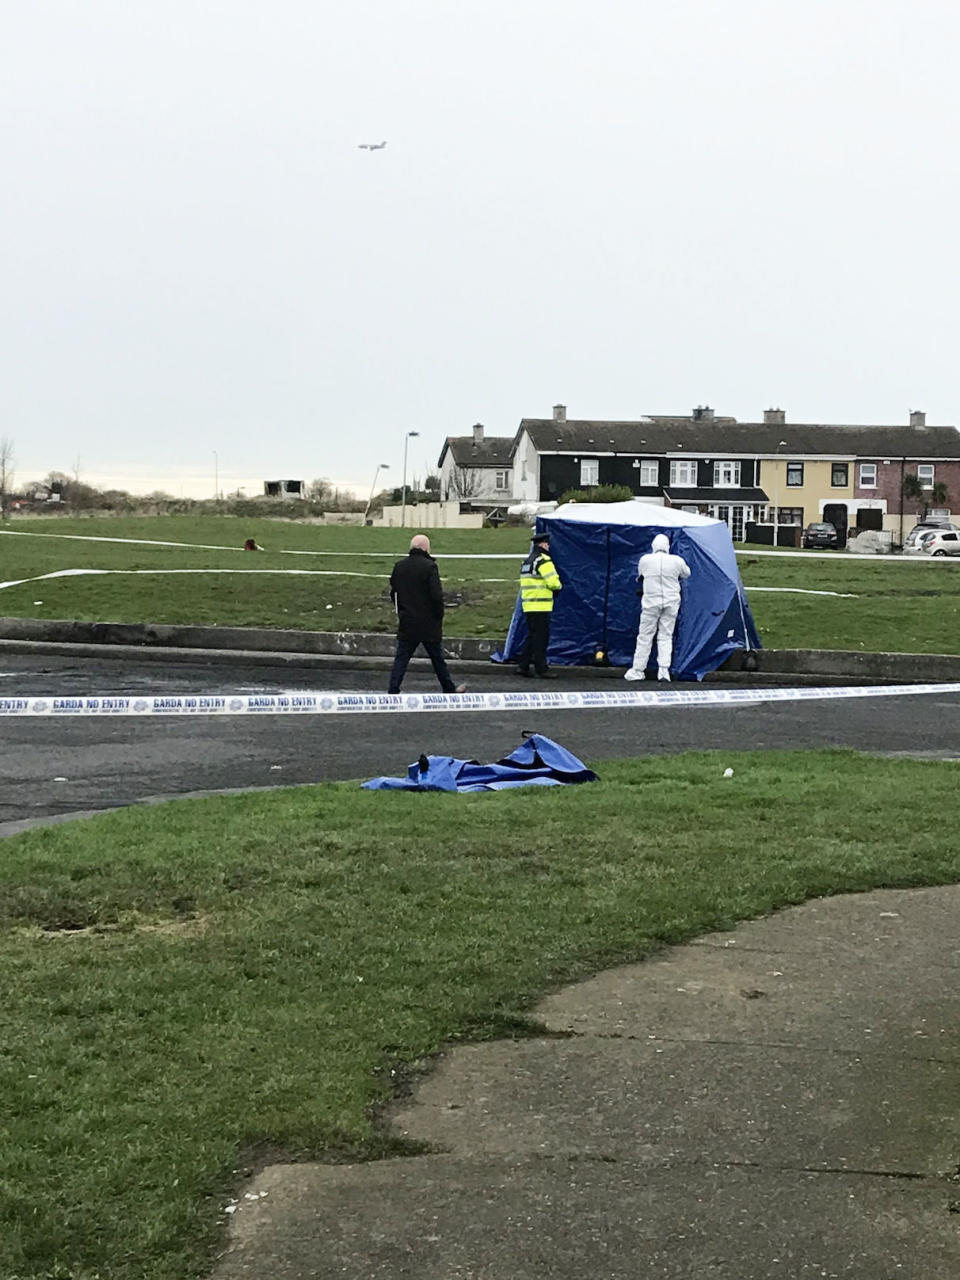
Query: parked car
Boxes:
[
  {"xmin": 801, "ymin": 522, "xmax": 838, "ymax": 549},
  {"xmin": 902, "ymin": 520, "xmax": 960, "ymax": 552},
  {"xmin": 903, "ymin": 528, "xmax": 960, "ymax": 557}
]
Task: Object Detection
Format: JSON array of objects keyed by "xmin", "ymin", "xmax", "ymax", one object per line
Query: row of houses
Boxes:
[{"xmin": 437, "ymin": 405, "xmax": 960, "ymax": 542}]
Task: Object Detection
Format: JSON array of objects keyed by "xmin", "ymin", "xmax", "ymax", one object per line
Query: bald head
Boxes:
[{"xmin": 410, "ymin": 533, "xmax": 431, "ymax": 554}]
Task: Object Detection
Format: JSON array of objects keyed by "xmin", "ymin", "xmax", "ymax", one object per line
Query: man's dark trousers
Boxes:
[
  {"xmin": 517, "ymin": 612, "xmax": 551, "ymax": 675},
  {"xmin": 388, "ymin": 634, "xmax": 457, "ymax": 694}
]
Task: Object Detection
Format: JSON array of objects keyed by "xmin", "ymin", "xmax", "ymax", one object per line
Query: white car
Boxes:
[{"xmin": 903, "ymin": 528, "xmax": 960, "ymax": 557}]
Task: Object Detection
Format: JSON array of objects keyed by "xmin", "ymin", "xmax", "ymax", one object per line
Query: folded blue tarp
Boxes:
[{"xmin": 361, "ymin": 733, "xmax": 598, "ymax": 792}]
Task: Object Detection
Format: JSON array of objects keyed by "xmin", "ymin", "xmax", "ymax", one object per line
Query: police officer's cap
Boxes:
[{"xmin": 531, "ymin": 530, "xmax": 550, "ymax": 544}]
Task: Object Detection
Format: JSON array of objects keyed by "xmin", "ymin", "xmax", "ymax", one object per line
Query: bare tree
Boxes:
[
  {"xmin": 446, "ymin": 466, "xmax": 483, "ymax": 499},
  {"xmin": 0, "ymin": 436, "xmax": 15, "ymax": 518}
]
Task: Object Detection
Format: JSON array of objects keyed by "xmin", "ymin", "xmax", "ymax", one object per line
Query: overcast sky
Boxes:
[{"xmin": 3, "ymin": 0, "xmax": 958, "ymax": 497}]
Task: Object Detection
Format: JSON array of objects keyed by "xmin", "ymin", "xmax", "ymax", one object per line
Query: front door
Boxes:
[{"xmin": 823, "ymin": 503, "xmax": 848, "ymax": 549}]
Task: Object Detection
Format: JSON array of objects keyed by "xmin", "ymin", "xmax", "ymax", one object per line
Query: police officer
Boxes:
[{"xmin": 516, "ymin": 531, "xmax": 562, "ymax": 678}]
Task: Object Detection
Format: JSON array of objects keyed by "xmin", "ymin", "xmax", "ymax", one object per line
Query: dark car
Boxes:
[{"xmin": 802, "ymin": 522, "xmax": 838, "ymax": 549}]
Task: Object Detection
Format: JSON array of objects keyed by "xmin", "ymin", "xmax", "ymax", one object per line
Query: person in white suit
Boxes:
[{"xmin": 624, "ymin": 532, "xmax": 691, "ymax": 682}]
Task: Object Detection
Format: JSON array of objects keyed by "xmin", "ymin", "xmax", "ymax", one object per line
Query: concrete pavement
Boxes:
[
  {"xmin": 213, "ymin": 885, "xmax": 960, "ymax": 1279},
  {"xmin": 4, "ymin": 616, "xmax": 960, "ymax": 682}
]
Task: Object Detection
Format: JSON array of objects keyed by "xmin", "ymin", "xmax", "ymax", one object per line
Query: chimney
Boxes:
[
  {"xmin": 692, "ymin": 405, "xmax": 714, "ymax": 421},
  {"xmin": 763, "ymin": 408, "xmax": 786, "ymax": 425},
  {"xmin": 553, "ymin": 404, "xmax": 567, "ymax": 424},
  {"xmin": 910, "ymin": 409, "xmax": 926, "ymax": 428},
  {"xmin": 472, "ymin": 422, "xmax": 484, "ymax": 444}
]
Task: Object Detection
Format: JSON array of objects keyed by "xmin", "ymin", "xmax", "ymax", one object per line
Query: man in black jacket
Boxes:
[{"xmin": 387, "ymin": 534, "xmax": 466, "ymax": 694}]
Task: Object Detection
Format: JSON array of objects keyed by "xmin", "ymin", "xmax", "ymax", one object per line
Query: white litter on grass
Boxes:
[
  {"xmin": 722, "ymin": 767, "xmax": 734, "ymax": 778},
  {"xmin": 53, "ymin": 776, "xmax": 68, "ymax": 782}
]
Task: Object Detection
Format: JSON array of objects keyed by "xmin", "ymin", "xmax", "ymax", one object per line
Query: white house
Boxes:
[{"xmin": 436, "ymin": 423, "xmax": 515, "ymax": 509}]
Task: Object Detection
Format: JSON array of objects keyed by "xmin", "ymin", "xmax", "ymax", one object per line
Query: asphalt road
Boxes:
[{"xmin": 2, "ymin": 652, "xmax": 958, "ymax": 833}]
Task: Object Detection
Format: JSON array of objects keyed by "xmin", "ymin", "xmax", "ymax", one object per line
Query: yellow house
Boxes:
[{"xmin": 761, "ymin": 457, "xmax": 855, "ymax": 534}]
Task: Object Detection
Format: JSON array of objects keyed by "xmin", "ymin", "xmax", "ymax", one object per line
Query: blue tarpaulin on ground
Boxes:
[
  {"xmin": 361, "ymin": 733, "xmax": 599, "ymax": 791},
  {"xmin": 493, "ymin": 501, "xmax": 761, "ymax": 681}
]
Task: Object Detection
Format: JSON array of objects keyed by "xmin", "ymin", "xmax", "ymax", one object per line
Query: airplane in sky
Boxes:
[{"xmin": 358, "ymin": 141, "xmax": 387, "ymax": 151}]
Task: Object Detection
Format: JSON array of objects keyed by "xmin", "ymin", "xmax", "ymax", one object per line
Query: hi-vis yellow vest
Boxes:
[{"xmin": 519, "ymin": 550, "xmax": 562, "ymax": 612}]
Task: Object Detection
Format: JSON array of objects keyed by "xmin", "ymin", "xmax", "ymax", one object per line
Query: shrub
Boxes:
[{"xmin": 558, "ymin": 484, "xmax": 634, "ymax": 505}]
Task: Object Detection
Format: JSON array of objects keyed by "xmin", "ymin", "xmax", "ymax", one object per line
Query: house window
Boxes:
[
  {"xmin": 580, "ymin": 458, "xmax": 599, "ymax": 487},
  {"xmin": 786, "ymin": 462, "xmax": 804, "ymax": 487},
  {"xmin": 669, "ymin": 459, "xmax": 697, "ymax": 486},
  {"xmin": 831, "ymin": 463, "xmax": 849, "ymax": 487},
  {"xmin": 776, "ymin": 507, "xmax": 804, "ymax": 526},
  {"xmin": 639, "ymin": 460, "xmax": 659, "ymax": 485},
  {"xmin": 713, "ymin": 460, "xmax": 741, "ymax": 487},
  {"xmin": 859, "ymin": 463, "xmax": 877, "ymax": 488},
  {"xmin": 917, "ymin": 464, "xmax": 935, "ymax": 489},
  {"xmin": 494, "ymin": 469, "xmax": 510, "ymax": 491}
]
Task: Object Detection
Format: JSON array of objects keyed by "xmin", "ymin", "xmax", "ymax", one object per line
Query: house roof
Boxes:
[
  {"xmin": 518, "ymin": 418, "xmax": 960, "ymax": 459},
  {"xmin": 438, "ymin": 436, "xmax": 515, "ymax": 468}
]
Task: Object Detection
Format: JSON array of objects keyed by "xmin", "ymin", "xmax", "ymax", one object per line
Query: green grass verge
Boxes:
[
  {"xmin": 3, "ymin": 748, "xmax": 960, "ymax": 1279},
  {"xmin": 2, "ymin": 516, "xmax": 960, "ymax": 652},
  {"xmin": 0, "ymin": 516, "xmax": 528, "ymax": 637}
]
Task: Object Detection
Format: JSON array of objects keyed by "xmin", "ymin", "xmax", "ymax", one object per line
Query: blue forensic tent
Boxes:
[
  {"xmin": 495, "ymin": 501, "xmax": 760, "ymax": 681},
  {"xmin": 362, "ymin": 733, "xmax": 598, "ymax": 792}
]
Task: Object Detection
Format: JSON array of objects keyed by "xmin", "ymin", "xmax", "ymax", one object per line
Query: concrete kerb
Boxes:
[{"xmin": 0, "ymin": 616, "xmax": 958, "ymax": 682}]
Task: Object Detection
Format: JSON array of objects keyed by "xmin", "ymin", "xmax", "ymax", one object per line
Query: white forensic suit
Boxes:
[{"xmin": 624, "ymin": 533, "xmax": 691, "ymax": 682}]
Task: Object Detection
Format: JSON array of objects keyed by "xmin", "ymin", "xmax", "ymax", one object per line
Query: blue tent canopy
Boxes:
[{"xmin": 494, "ymin": 501, "xmax": 761, "ymax": 681}]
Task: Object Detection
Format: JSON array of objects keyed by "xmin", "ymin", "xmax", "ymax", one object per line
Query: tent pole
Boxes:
[
  {"xmin": 737, "ymin": 587, "xmax": 751, "ymax": 652},
  {"xmin": 601, "ymin": 528, "xmax": 612, "ymax": 659}
]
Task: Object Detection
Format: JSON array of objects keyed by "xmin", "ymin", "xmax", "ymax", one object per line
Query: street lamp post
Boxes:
[
  {"xmin": 363, "ymin": 463, "xmax": 390, "ymax": 523},
  {"xmin": 772, "ymin": 440, "xmax": 787, "ymax": 547},
  {"xmin": 401, "ymin": 430, "xmax": 419, "ymax": 528},
  {"xmin": 213, "ymin": 450, "xmax": 219, "ymax": 503}
]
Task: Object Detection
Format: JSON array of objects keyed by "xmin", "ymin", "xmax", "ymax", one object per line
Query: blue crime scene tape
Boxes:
[{"xmin": 2, "ymin": 683, "xmax": 959, "ymax": 717}]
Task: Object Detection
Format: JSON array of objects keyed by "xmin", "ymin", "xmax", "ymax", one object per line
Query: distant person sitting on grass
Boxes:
[
  {"xmin": 243, "ymin": 538, "xmax": 264, "ymax": 551},
  {"xmin": 388, "ymin": 534, "xmax": 467, "ymax": 695}
]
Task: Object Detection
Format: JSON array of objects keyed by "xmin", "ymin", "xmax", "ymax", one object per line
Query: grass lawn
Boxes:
[
  {"xmin": 2, "ymin": 515, "xmax": 960, "ymax": 652},
  {"xmin": 3, "ymin": 748, "xmax": 960, "ymax": 1279},
  {"xmin": 0, "ymin": 516, "xmax": 528, "ymax": 638}
]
